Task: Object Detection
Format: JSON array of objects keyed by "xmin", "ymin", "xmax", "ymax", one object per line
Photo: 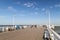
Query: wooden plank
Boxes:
[{"xmin": 0, "ymin": 26, "xmax": 44, "ymax": 40}]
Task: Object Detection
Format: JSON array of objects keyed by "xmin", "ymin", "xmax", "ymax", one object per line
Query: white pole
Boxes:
[
  {"xmin": 13, "ymin": 15, "xmax": 16, "ymax": 29},
  {"xmin": 48, "ymin": 10, "xmax": 50, "ymax": 27},
  {"xmin": 46, "ymin": 9, "xmax": 50, "ymax": 28},
  {"xmin": 13, "ymin": 15, "xmax": 14, "ymax": 28}
]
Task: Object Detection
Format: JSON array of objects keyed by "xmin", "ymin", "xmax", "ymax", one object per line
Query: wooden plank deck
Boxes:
[{"xmin": 0, "ymin": 26, "xmax": 44, "ymax": 40}]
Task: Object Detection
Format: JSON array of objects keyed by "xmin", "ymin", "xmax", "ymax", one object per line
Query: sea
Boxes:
[{"xmin": 54, "ymin": 26, "xmax": 60, "ymax": 35}]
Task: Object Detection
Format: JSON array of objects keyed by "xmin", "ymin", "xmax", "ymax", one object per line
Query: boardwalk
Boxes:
[{"xmin": 0, "ymin": 26, "xmax": 44, "ymax": 40}]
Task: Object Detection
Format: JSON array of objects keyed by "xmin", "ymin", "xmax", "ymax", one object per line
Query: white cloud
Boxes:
[
  {"xmin": 16, "ymin": 2, "xmax": 20, "ymax": 4},
  {"xmin": 34, "ymin": 12, "xmax": 38, "ymax": 15},
  {"xmin": 24, "ymin": 2, "xmax": 34, "ymax": 8},
  {"xmin": 55, "ymin": 4, "xmax": 60, "ymax": 7},
  {"xmin": 45, "ymin": 9, "xmax": 50, "ymax": 15},
  {"xmin": 35, "ymin": 7, "xmax": 39, "ymax": 10},
  {"xmin": 30, "ymin": 12, "xmax": 38, "ymax": 16},
  {"xmin": 50, "ymin": 6, "xmax": 53, "ymax": 8},
  {"xmin": 41, "ymin": 8, "xmax": 45, "ymax": 11},
  {"xmin": 20, "ymin": 14, "xmax": 25, "ymax": 17},
  {"xmin": 41, "ymin": 8, "xmax": 50, "ymax": 15},
  {"xmin": 20, "ymin": 10, "xmax": 25, "ymax": 13},
  {"xmin": 8, "ymin": 6, "xmax": 17, "ymax": 12},
  {"xmin": 30, "ymin": 13, "xmax": 33, "ymax": 16},
  {"xmin": 8, "ymin": 6, "xmax": 12, "ymax": 9}
]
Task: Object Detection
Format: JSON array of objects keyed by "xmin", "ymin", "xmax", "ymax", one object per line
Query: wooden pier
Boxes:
[{"xmin": 0, "ymin": 26, "xmax": 44, "ymax": 40}]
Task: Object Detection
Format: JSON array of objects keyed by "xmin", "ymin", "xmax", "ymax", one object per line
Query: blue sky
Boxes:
[{"xmin": 0, "ymin": 0, "xmax": 60, "ymax": 25}]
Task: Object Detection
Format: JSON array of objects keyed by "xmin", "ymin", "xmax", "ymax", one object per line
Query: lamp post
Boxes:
[
  {"xmin": 13, "ymin": 15, "xmax": 16, "ymax": 29},
  {"xmin": 48, "ymin": 10, "xmax": 50, "ymax": 27},
  {"xmin": 46, "ymin": 9, "xmax": 50, "ymax": 28}
]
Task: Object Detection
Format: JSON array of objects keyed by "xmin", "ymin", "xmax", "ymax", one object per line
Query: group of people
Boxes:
[{"xmin": 31, "ymin": 25, "xmax": 37, "ymax": 28}]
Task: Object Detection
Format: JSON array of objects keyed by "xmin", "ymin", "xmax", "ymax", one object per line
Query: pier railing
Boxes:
[{"xmin": 47, "ymin": 27, "xmax": 60, "ymax": 40}]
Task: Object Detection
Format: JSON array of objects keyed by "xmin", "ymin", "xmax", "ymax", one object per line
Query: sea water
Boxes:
[{"xmin": 54, "ymin": 26, "xmax": 60, "ymax": 35}]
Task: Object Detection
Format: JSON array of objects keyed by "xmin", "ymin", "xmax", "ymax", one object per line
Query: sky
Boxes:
[{"xmin": 0, "ymin": 0, "xmax": 60, "ymax": 25}]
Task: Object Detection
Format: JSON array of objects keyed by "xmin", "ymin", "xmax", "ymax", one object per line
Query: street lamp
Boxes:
[
  {"xmin": 13, "ymin": 15, "xmax": 16, "ymax": 29},
  {"xmin": 46, "ymin": 9, "xmax": 51, "ymax": 28}
]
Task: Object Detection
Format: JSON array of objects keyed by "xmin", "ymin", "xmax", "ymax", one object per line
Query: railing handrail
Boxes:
[{"xmin": 47, "ymin": 27, "xmax": 60, "ymax": 40}]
